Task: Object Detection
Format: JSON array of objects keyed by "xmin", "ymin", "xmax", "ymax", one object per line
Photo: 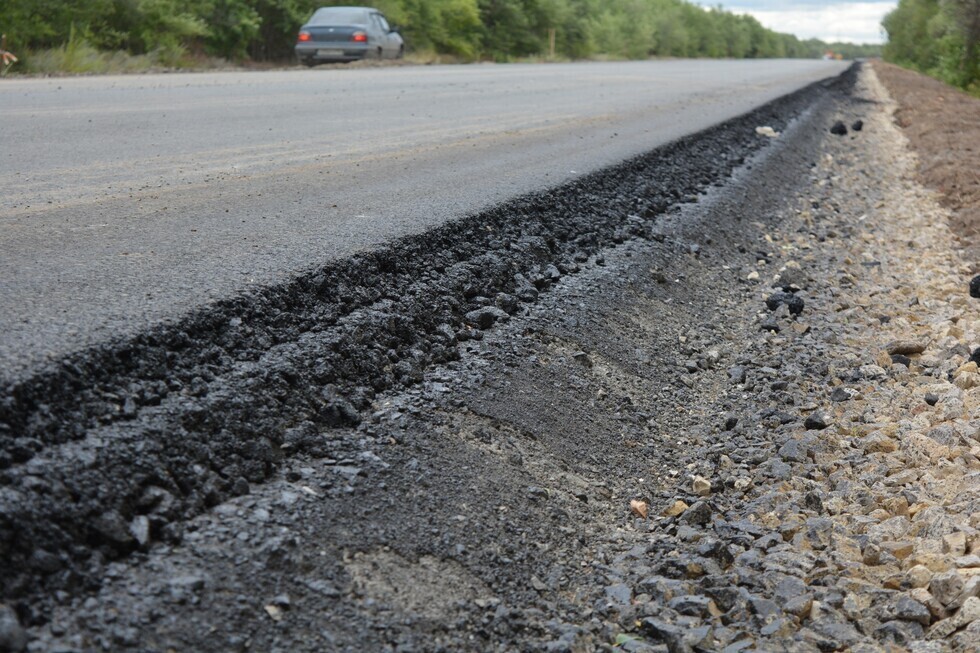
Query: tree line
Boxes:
[
  {"xmin": 1, "ymin": 0, "xmax": 881, "ymax": 67},
  {"xmin": 883, "ymin": 0, "xmax": 980, "ymax": 91}
]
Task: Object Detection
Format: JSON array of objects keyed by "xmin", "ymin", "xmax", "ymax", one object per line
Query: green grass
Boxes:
[{"xmin": 10, "ymin": 26, "xmax": 230, "ymax": 76}]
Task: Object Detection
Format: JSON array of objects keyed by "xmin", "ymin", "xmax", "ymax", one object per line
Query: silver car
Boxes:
[{"xmin": 295, "ymin": 6, "xmax": 404, "ymax": 66}]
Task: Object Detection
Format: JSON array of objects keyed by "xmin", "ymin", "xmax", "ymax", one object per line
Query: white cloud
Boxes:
[{"xmin": 720, "ymin": 2, "xmax": 898, "ymax": 44}]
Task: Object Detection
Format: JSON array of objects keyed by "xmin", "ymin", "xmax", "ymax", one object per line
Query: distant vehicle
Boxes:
[{"xmin": 295, "ymin": 6, "xmax": 404, "ymax": 66}]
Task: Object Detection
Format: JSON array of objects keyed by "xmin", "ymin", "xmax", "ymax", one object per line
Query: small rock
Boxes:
[
  {"xmin": 765, "ymin": 291, "xmax": 804, "ymax": 315},
  {"xmin": 944, "ymin": 532, "xmax": 968, "ymax": 556},
  {"xmin": 93, "ymin": 510, "xmax": 136, "ymax": 547},
  {"xmin": 270, "ymin": 594, "xmax": 291, "ymax": 608},
  {"xmin": 494, "ymin": 293, "xmax": 519, "ymax": 315},
  {"xmin": 663, "ymin": 500, "xmax": 689, "ymax": 517},
  {"xmin": 630, "ymin": 499, "xmax": 649, "ymax": 519},
  {"xmin": 804, "ymin": 412, "xmax": 832, "ymax": 430},
  {"xmin": 692, "ymin": 476, "xmax": 711, "ymax": 497},
  {"xmin": 812, "ymin": 617, "xmax": 862, "ymax": 647},
  {"xmin": 851, "ymin": 119, "xmax": 864, "ymax": 132},
  {"xmin": 831, "ymin": 386, "xmax": 859, "ymax": 402},
  {"xmin": 465, "ymin": 307, "xmax": 509, "ymax": 330},
  {"xmin": 930, "ymin": 571, "xmax": 965, "ymax": 606},
  {"xmin": 889, "ymin": 595, "xmax": 932, "ymax": 625},
  {"xmin": 924, "ymin": 393, "xmax": 940, "ymax": 406},
  {"xmin": 639, "ymin": 618, "xmax": 694, "ymax": 653},
  {"xmin": 830, "ymin": 121, "xmax": 848, "ymax": 136},
  {"xmin": 130, "ymin": 515, "xmax": 151, "ymax": 548},
  {"xmin": 911, "ymin": 587, "xmax": 948, "ymax": 621},
  {"xmin": 779, "ymin": 438, "xmax": 808, "ymax": 462},
  {"xmin": 891, "ymin": 354, "xmax": 913, "ymax": 367},
  {"xmin": 682, "ymin": 501, "xmax": 712, "ymax": 526},
  {"xmin": 908, "ymin": 565, "xmax": 934, "ymax": 589},
  {"xmin": 761, "ymin": 315, "xmax": 780, "ymax": 333},
  {"xmin": 604, "ymin": 583, "xmax": 631, "ymax": 606},
  {"xmin": 668, "ymin": 594, "xmax": 717, "ymax": 617},
  {"xmin": 928, "ymin": 596, "xmax": 980, "ymax": 639},
  {"xmin": 784, "ymin": 594, "xmax": 814, "ymax": 618},
  {"xmin": 876, "ymin": 620, "xmax": 925, "ymax": 645},
  {"xmin": 970, "ymin": 275, "xmax": 980, "ymax": 298},
  {"xmin": 887, "ymin": 340, "xmax": 927, "ymax": 356},
  {"xmin": 728, "ymin": 366, "xmax": 747, "ymax": 384},
  {"xmin": 0, "ymin": 604, "xmax": 27, "ymax": 653},
  {"xmin": 264, "ymin": 604, "xmax": 284, "ymax": 622}
]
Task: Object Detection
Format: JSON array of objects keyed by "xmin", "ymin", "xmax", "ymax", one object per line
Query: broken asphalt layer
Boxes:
[{"xmin": 2, "ymin": 65, "xmax": 856, "ymax": 649}]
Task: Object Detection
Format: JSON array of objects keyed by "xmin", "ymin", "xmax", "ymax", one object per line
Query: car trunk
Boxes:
[{"xmin": 306, "ymin": 25, "xmax": 364, "ymax": 43}]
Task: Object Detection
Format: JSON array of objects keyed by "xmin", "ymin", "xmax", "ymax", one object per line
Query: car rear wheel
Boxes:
[
  {"xmin": 301, "ymin": 58, "xmax": 316, "ymax": 68},
  {"xmin": 396, "ymin": 45, "xmax": 404, "ymax": 59}
]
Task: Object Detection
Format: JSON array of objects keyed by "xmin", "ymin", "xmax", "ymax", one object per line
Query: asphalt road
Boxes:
[{"xmin": 0, "ymin": 59, "xmax": 847, "ymax": 381}]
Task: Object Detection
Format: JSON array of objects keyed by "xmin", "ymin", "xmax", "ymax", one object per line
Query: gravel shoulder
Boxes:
[{"xmin": 6, "ymin": 63, "xmax": 980, "ymax": 652}]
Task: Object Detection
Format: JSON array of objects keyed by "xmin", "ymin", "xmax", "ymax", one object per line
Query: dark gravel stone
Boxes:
[
  {"xmin": 639, "ymin": 618, "xmax": 694, "ymax": 653},
  {"xmin": 667, "ymin": 594, "xmax": 714, "ymax": 617},
  {"xmin": 728, "ymin": 366, "xmax": 747, "ymax": 384},
  {"xmin": 830, "ymin": 387, "xmax": 856, "ymax": 402},
  {"xmin": 874, "ymin": 620, "xmax": 925, "ymax": 645},
  {"xmin": 830, "ymin": 121, "xmax": 848, "ymax": 136},
  {"xmin": 495, "ymin": 293, "xmax": 519, "ymax": 315},
  {"xmin": 764, "ymin": 291, "xmax": 804, "ymax": 315},
  {"xmin": 0, "ymin": 604, "xmax": 27, "ymax": 653},
  {"xmin": 93, "ymin": 510, "xmax": 136, "ymax": 548},
  {"xmin": 804, "ymin": 412, "xmax": 831, "ymax": 430},
  {"xmin": 465, "ymin": 306, "xmax": 509, "ymax": 330},
  {"xmin": 803, "ymin": 490, "xmax": 824, "ymax": 513},
  {"xmin": 724, "ymin": 414, "xmax": 738, "ymax": 431},
  {"xmin": 890, "ymin": 354, "xmax": 912, "ymax": 367},
  {"xmin": 760, "ymin": 316, "xmax": 780, "ymax": 333},
  {"xmin": 851, "ymin": 119, "xmax": 864, "ymax": 131},
  {"xmin": 604, "ymin": 583, "xmax": 632, "ymax": 606},
  {"xmin": 925, "ymin": 393, "xmax": 940, "ymax": 406},
  {"xmin": 682, "ymin": 501, "xmax": 712, "ymax": 526},
  {"xmin": 778, "ymin": 438, "xmax": 808, "ymax": 463},
  {"xmin": 970, "ymin": 347, "xmax": 980, "ymax": 366},
  {"xmin": 971, "ymin": 275, "xmax": 980, "ymax": 298},
  {"xmin": 888, "ymin": 596, "xmax": 931, "ymax": 625}
]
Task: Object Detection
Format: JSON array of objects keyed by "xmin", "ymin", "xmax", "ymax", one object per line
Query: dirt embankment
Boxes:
[{"xmin": 873, "ymin": 61, "xmax": 980, "ymax": 260}]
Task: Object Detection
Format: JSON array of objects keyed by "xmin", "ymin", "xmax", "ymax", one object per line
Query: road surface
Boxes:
[{"xmin": 0, "ymin": 59, "xmax": 847, "ymax": 380}]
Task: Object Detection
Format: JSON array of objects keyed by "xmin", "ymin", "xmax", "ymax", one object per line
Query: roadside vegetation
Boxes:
[
  {"xmin": 0, "ymin": 0, "xmax": 881, "ymax": 75},
  {"xmin": 882, "ymin": 0, "xmax": 980, "ymax": 94}
]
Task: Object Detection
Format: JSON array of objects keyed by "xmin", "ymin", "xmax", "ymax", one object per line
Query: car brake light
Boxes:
[
  {"xmin": 351, "ymin": 31, "xmax": 367, "ymax": 42},
  {"xmin": 298, "ymin": 31, "xmax": 311, "ymax": 42}
]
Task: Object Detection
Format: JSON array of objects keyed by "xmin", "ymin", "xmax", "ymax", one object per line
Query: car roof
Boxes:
[{"xmin": 315, "ymin": 6, "xmax": 380, "ymax": 11}]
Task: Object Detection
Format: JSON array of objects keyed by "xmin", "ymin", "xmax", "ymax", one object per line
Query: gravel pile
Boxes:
[{"xmin": 580, "ymin": 64, "xmax": 980, "ymax": 652}]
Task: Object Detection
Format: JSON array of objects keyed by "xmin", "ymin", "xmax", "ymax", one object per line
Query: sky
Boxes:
[{"xmin": 704, "ymin": 1, "xmax": 898, "ymax": 44}]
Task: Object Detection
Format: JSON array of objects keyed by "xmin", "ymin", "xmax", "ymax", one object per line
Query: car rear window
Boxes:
[{"xmin": 309, "ymin": 8, "xmax": 369, "ymax": 25}]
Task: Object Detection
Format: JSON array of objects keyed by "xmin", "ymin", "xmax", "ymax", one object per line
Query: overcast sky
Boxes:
[{"xmin": 704, "ymin": 1, "xmax": 898, "ymax": 44}]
